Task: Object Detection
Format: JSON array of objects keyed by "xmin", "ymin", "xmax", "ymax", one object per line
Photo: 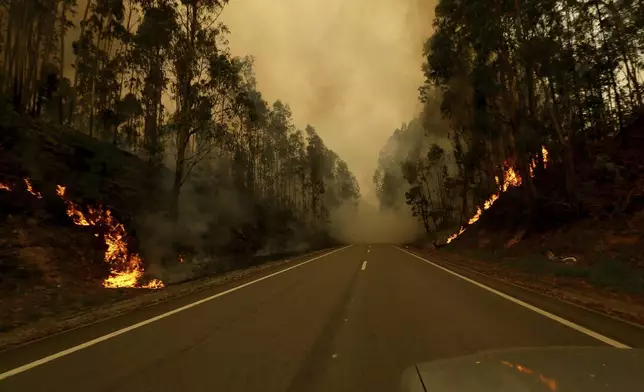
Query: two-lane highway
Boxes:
[{"xmin": 1, "ymin": 245, "xmax": 643, "ymax": 391}]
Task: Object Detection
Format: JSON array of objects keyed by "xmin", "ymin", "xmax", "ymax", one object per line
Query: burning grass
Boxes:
[{"xmin": 2, "ymin": 179, "xmax": 164, "ymax": 289}]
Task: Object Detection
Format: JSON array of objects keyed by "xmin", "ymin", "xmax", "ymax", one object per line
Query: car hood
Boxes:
[{"xmin": 401, "ymin": 346, "xmax": 644, "ymax": 392}]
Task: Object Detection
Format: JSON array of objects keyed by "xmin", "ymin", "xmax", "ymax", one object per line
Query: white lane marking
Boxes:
[
  {"xmin": 0, "ymin": 246, "xmax": 353, "ymax": 381},
  {"xmin": 361, "ymin": 261, "xmax": 368, "ymax": 271},
  {"xmin": 396, "ymin": 247, "xmax": 631, "ymax": 349}
]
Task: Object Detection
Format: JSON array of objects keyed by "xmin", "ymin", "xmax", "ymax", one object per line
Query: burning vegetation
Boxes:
[
  {"xmin": 2, "ymin": 179, "xmax": 164, "ymax": 289},
  {"xmin": 446, "ymin": 146, "xmax": 549, "ymax": 244}
]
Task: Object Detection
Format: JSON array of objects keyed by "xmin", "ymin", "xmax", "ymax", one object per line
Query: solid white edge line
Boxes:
[
  {"xmin": 0, "ymin": 245, "xmax": 353, "ymax": 381},
  {"xmin": 395, "ymin": 246, "xmax": 631, "ymax": 349},
  {"xmin": 361, "ymin": 261, "xmax": 368, "ymax": 271}
]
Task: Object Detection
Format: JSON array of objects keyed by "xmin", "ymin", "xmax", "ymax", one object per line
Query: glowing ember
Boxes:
[
  {"xmin": 0, "ymin": 182, "xmax": 11, "ymax": 191},
  {"xmin": 446, "ymin": 147, "xmax": 549, "ymax": 244},
  {"xmin": 24, "ymin": 178, "xmax": 42, "ymax": 199}
]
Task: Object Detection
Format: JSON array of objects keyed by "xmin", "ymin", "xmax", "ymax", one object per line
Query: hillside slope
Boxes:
[
  {"xmin": 421, "ymin": 114, "xmax": 644, "ymax": 324},
  {"xmin": 0, "ymin": 110, "xmax": 334, "ymax": 334}
]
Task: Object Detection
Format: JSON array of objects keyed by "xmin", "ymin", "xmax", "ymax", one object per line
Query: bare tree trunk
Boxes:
[
  {"xmin": 544, "ymin": 79, "xmax": 579, "ymax": 210},
  {"xmin": 170, "ymin": 3, "xmax": 198, "ymax": 221},
  {"xmin": 58, "ymin": 2, "xmax": 67, "ymax": 124}
]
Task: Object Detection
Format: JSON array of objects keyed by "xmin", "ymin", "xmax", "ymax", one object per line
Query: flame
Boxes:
[
  {"xmin": 178, "ymin": 254, "xmax": 185, "ymax": 264},
  {"xmin": 530, "ymin": 146, "xmax": 549, "ymax": 176},
  {"xmin": 24, "ymin": 178, "xmax": 42, "ymax": 199},
  {"xmin": 446, "ymin": 147, "xmax": 548, "ymax": 244},
  {"xmin": 56, "ymin": 189, "xmax": 164, "ymax": 289},
  {"xmin": 0, "ymin": 182, "xmax": 11, "ymax": 191},
  {"xmin": 142, "ymin": 279, "xmax": 165, "ymax": 289},
  {"xmin": 446, "ymin": 226, "xmax": 466, "ymax": 243},
  {"xmin": 501, "ymin": 360, "xmax": 558, "ymax": 391},
  {"xmin": 5, "ymin": 179, "xmax": 164, "ymax": 289}
]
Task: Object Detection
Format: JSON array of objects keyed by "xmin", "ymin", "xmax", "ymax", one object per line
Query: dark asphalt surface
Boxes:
[{"xmin": 1, "ymin": 244, "xmax": 643, "ymax": 392}]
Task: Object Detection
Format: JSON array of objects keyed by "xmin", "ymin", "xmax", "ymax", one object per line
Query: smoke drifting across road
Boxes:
[
  {"xmin": 223, "ymin": 0, "xmax": 435, "ymax": 200},
  {"xmin": 223, "ymin": 0, "xmax": 436, "ymax": 243},
  {"xmin": 328, "ymin": 201, "xmax": 422, "ymax": 244}
]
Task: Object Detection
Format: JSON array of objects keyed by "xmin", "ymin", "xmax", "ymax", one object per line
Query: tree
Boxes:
[{"xmin": 0, "ymin": 0, "xmax": 361, "ymax": 258}]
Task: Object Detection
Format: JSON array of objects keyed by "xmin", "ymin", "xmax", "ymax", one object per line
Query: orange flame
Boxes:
[
  {"xmin": 142, "ymin": 279, "xmax": 165, "ymax": 289},
  {"xmin": 24, "ymin": 178, "xmax": 42, "ymax": 199},
  {"xmin": 530, "ymin": 146, "xmax": 549, "ymax": 176},
  {"xmin": 3, "ymin": 180, "xmax": 165, "ymax": 289},
  {"xmin": 446, "ymin": 147, "xmax": 548, "ymax": 244},
  {"xmin": 56, "ymin": 186, "xmax": 164, "ymax": 289}
]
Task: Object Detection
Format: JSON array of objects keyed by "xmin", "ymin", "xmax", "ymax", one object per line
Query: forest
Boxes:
[
  {"xmin": 375, "ymin": 0, "xmax": 644, "ymax": 243},
  {"xmin": 0, "ymin": 0, "xmax": 361, "ymax": 275}
]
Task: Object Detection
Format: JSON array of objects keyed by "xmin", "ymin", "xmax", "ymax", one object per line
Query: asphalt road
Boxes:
[{"xmin": 1, "ymin": 245, "xmax": 643, "ymax": 392}]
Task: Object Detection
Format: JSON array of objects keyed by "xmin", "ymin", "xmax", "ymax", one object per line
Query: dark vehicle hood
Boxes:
[{"xmin": 401, "ymin": 346, "xmax": 644, "ymax": 392}]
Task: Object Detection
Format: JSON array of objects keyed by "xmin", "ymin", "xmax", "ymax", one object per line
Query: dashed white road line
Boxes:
[
  {"xmin": 361, "ymin": 261, "xmax": 368, "ymax": 271},
  {"xmin": 0, "ymin": 245, "xmax": 353, "ymax": 381},
  {"xmin": 395, "ymin": 246, "xmax": 631, "ymax": 349}
]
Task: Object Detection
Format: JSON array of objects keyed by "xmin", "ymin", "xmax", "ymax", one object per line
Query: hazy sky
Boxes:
[{"xmin": 222, "ymin": 0, "xmax": 436, "ymax": 202}]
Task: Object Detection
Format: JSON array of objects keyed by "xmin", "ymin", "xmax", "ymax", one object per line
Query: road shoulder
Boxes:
[
  {"xmin": 400, "ymin": 246, "xmax": 644, "ymax": 348},
  {"xmin": 0, "ymin": 247, "xmax": 336, "ymax": 354}
]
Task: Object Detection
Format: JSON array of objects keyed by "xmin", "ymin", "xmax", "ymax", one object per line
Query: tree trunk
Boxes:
[
  {"xmin": 170, "ymin": 134, "xmax": 187, "ymax": 221},
  {"xmin": 544, "ymin": 79, "xmax": 579, "ymax": 210},
  {"xmin": 58, "ymin": 2, "xmax": 67, "ymax": 124},
  {"xmin": 170, "ymin": 3, "xmax": 198, "ymax": 221}
]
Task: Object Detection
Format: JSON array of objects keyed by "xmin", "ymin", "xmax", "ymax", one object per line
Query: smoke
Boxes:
[
  {"xmin": 222, "ymin": 0, "xmax": 437, "ymax": 202},
  {"xmin": 328, "ymin": 201, "xmax": 423, "ymax": 244},
  {"xmin": 222, "ymin": 0, "xmax": 437, "ymax": 243},
  {"xmin": 62, "ymin": 0, "xmax": 440, "ymax": 246}
]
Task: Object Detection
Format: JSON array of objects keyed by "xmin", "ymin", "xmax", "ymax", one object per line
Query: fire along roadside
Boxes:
[
  {"xmin": 0, "ymin": 178, "xmax": 163, "ymax": 289},
  {"xmin": 446, "ymin": 146, "xmax": 549, "ymax": 244}
]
